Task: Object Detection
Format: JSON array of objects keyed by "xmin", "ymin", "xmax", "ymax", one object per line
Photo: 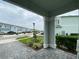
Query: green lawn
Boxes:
[
  {"xmin": 18, "ymin": 37, "xmax": 32, "ymax": 44},
  {"xmin": 17, "ymin": 36, "xmax": 44, "ymax": 50}
]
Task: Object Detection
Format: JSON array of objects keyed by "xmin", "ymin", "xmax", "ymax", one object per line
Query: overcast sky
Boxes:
[
  {"xmin": 0, "ymin": 0, "xmax": 78, "ymax": 30},
  {"xmin": 0, "ymin": 0, "xmax": 44, "ymax": 30}
]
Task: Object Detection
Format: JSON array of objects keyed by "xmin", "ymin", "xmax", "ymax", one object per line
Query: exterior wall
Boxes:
[
  {"xmin": 0, "ymin": 22, "xmax": 29, "ymax": 33},
  {"xmin": 10, "ymin": 25, "xmax": 17, "ymax": 32},
  {"xmin": 0, "ymin": 23, "xmax": 11, "ymax": 33},
  {"xmin": 55, "ymin": 16, "xmax": 79, "ymax": 35}
]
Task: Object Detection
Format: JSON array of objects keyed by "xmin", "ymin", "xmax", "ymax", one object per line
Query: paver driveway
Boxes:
[
  {"xmin": 0, "ymin": 40, "xmax": 36, "ymax": 59},
  {"xmin": 0, "ymin": 38, "xmax": 77, "ymax": 59}
]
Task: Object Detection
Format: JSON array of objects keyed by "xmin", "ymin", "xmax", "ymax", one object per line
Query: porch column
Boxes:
[
  {"xmin": 43, "ymin": 16, "xmax": 56, "ymax": 48},
  {"xmin": 77, "ymin": 40, "xmax": 79, "ymax": 59}
]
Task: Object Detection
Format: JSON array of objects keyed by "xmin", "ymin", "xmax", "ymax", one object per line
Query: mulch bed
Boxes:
[
  {"xmin": 57, "ymin": 46, "xmax": 77, "ymax": 55},
  {"xmin": 26, "ymin": 44, "xmax": 43, "ymax": 51}
]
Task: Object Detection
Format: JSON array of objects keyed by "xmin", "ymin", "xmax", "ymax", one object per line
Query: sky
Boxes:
[
  {"xmin": 0, "ymin": 0, "xmax": 78, "ymax": 30},
  {"xmin": 0, "ymin": 0, "xmax": 44, "ymax": 30}
]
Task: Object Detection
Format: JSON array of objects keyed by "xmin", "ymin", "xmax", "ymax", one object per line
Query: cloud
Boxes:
[{"xmin": 0, "ymin": 0, "xmax": 44, "ymax": 30}]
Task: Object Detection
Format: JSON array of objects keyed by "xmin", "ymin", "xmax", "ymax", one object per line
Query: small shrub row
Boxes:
[{"xmin": 56, "ymin": 35, "xmax": 78, "ymax": 53}]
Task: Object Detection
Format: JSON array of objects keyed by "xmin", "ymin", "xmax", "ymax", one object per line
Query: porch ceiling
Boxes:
[{"xmin": 4, "ymin": 0, "xmax": 79, "ymax": 17}]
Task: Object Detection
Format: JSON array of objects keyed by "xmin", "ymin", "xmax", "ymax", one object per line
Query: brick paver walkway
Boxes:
[
  {"xmin": 0, "ymin": 39, "xmax": 77, "ymax": 59},
  {"xmin": 30, "ymin": 48, "xmax": 77, "ymax": 59},
  {"xmin": 0, "ymin": 41, "xmax": 36, "ymax": 59}
]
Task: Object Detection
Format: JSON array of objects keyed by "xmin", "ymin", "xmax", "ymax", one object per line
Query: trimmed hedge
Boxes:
[{"xmin": 56, "ymin": 35, "xmax": 78, "ymax": 52}]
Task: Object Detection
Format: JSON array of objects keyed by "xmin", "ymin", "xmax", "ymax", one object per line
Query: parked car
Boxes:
[{"xmin": 7, "ymin": 31, "xmax": 16, "ymax": 35}]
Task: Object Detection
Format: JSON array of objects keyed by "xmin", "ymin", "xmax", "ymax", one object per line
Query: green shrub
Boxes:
[
  {"xmin": 32, "ymin": 43, "xmax": 42, "ymax": 49},
  {"xmin": 35, "ymin": 36, "xmax": 43, "ymax": 44},
  {"xmin": 56, "ymin": 35, "xmax": 78, "ymax": 51}
]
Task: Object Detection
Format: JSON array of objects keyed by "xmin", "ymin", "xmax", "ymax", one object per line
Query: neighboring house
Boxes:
[
  {"xmin": 55, "ymin": 16, "xmax": 79, "ymax": 35},
  {"xmin": 0, "ymin": 22, "xmax": 30, "ymax": 33}
]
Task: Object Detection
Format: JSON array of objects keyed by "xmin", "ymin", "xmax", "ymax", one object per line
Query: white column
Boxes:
[
  {"xmin": 43, "ymin": 17, "xmax": 49, "ymax": 48},
  {"xmin": 43, "ymin": 16, "xmax": 56, "ymax": 48},
  {"xmin": 77, "ymin": 18, "xmax": 79, "ymax": 59},
  {"xmin": 77, "ymin": 40, "xmax": 79, "ymax": 59},
  {"xmin": 49, "ymin": 16, "xmax": 56, "ymax": 48}
]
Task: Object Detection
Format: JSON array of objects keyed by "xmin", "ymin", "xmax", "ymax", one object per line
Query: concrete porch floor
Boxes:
[
  {"xmin": 0, "ymin": 40, "xmax": 76, "ymax": 59},
  {"xmin": 30, "ymin": 48, "xmax": 76, "ymax": 59}
]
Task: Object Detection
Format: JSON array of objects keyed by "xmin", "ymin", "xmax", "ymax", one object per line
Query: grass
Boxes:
[
  {"xmin": 18, "ymin": 36, "xmax": 32, "ymax": 44},
  {"xmin": 17, "ymin": 36, "xmax": 44, "ymax": 50}
]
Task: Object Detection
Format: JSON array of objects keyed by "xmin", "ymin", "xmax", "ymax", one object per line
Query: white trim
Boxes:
[
  {"xmin": 43, "ymin": 44, "xmax": 49, "ymax": 48},
  {"xmin": 49, "ymin": 44, "xmax": 56, "ymax": 49}
]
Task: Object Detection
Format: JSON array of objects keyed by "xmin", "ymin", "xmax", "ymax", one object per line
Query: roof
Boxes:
[
  {"xmin": 61, "ymin": 15, "xmax": 79, "ymax": 18},
  {"xmin": 0, "ymin": 22, "xmax": 28, "ymax": 29},
  {"xmin": 4, "ymin": 0, "xmax": 79, "ymax": 17}
]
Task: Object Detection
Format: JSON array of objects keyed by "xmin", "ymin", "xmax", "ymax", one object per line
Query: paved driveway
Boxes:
[
  {"xmin": 0, "ymin": 36, "xmax": 77, "ymax": 59},
  {"xmin": 0, "ymin": 40, "xmax": 36, "ymax": 59}
]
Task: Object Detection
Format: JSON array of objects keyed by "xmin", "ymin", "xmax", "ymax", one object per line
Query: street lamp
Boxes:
[
  {"xmin": 33, "ymin": 23, "xmax": 35, "ymax": 32},
  {"xmin": 33, "ymin": 22, "xmax": 37, "ymax": 42}
]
